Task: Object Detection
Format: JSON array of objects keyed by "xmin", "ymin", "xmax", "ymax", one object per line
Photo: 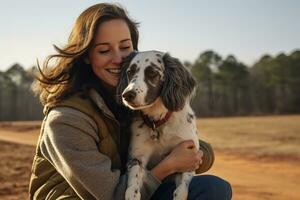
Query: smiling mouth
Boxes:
[{"xmin": 106, "ymin": 68, "xmax": 121, "ymax": 75}]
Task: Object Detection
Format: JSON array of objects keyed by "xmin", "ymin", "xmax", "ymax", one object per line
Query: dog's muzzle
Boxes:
[{"xmin": 122, "ymin": 90, "xmax": 137, "ymax": 103}]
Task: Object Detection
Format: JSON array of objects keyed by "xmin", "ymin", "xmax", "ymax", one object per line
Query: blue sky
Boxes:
[{"xmin": 1, "ymin": 0, "xmax": 299, "ymax": 71}]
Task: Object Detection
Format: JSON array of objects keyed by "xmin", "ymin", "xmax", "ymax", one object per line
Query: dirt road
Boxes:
[{"xmin": 0, "ymin": 130, "xmax": 39, "ymax": 146}]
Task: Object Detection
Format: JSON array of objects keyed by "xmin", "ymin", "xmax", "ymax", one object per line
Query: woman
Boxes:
[{"xmin": 29, "ymin": 3, "xmax": 232, "ymax": 200}]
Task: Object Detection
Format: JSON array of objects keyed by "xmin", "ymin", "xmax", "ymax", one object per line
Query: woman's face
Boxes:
[{"xmin": 87, "ymin": 19, "xmax": 134, "ymax": 87}]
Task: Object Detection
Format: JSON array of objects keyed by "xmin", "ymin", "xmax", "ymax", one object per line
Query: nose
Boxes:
[
  {"xmin": 122, "ymin": 90, "xmax": 136, "ymax": 102},
  {"xmin": 112, "ymin": 51, "xmax": 123, "ymax": 65}
]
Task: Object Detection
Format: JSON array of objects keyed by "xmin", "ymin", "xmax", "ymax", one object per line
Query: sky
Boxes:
[{"xmin": 0, "ymin": 0, "xmax": 299, "ymax": 71}]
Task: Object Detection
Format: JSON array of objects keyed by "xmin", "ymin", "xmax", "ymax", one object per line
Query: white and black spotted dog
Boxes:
[{"xmin": 116, "ymin": 50, "xmax": 199, "ymax": 200}]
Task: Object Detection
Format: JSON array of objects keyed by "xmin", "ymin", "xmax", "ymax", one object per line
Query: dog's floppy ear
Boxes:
[
  {"xmin": 161, "ymin": 53, "xmax": 196, "ymax": 111},
  {"xmin": 116, "ymin": 51, "xmax": 138, "ymax": 104}
]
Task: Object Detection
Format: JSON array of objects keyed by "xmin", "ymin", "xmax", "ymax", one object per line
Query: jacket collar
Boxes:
[{"xmin": 89, "ymin": 89, "xmax": 116, "ymax": 120}]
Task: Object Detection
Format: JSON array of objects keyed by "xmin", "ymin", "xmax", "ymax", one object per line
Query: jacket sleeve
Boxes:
[
  {"xmin": 40, "ymin": 107, "xmax": 160, "ymax": 200},
  {"xmin": 196, "ymin": 139, "xmax": 215, "ymax": 174}
]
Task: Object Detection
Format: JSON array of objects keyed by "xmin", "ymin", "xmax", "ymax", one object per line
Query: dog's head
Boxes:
[{"xmin": 116, "ymin": 50, "xmax": 196, "ymax": 111}]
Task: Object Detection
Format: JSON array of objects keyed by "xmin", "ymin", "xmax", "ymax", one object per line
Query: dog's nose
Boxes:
[{"xmin": 122, "ymin": 90, "xmax": 136, "ymax": 102}]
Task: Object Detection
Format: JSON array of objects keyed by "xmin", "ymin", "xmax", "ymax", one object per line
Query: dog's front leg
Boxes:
[
  {"xmin": 125, "ymin": 120, "xmax": 153, "ymax": 200},
  {"xmin": 173, "ymin": 171, "xmax": 195, "ymax": 200},
  {"xmin": 125, "ymin": 158, "xmax": 146, "ymax": 200}
]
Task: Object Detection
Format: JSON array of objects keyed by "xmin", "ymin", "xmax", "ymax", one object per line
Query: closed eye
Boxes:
[
  {"xmin": 98, "ymin": 50, "xmax": 110, "ymax": 54},
  {"xmin": 98, "ymin": 46, "xmax": 131, "ymax": 54},
  {"xmin": 121, "ymin": 46, "xmax": 130, "ymax": 50}
]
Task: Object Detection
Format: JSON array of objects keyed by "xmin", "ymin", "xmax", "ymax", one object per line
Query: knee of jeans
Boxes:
[{"xmin": 189, "ymin": 175, "xmax": 232, "ymax": 200}]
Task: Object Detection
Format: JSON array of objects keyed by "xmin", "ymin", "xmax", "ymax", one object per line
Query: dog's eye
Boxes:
[
  {"xmin": 127, "ymin": 70, "xmax": 135, "ymax": 79},
  {"xmin": 147, "ymin": 69, "xmax": 158, "ymax": 78}
]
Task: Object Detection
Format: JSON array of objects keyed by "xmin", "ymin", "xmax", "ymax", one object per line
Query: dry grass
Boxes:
[{"xmin": 198, "ymin": 115, "xmax": 300, "ymax": 161}]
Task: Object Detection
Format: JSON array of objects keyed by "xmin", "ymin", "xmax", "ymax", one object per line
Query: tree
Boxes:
[
  {"xmin": 0, "ymin": 71, "xmax": 17, "ymax": 120},
  {"xmin": 216, "ymin": 55, "xmax": 250, "ymax": 115},
  {"xmin": 287, "ymin": 50, "xmax": 300, "ymax": 112},
  {"xmin": 0, "ymin": 64, "xmax": 42, "ymax": 121},
  {"xmin": 191, "ymin": 50, "xmax": 222, "ymax": 116}
]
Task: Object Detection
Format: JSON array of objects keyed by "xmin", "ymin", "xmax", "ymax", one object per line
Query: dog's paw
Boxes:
[
  {"xmin": 173, "ymin": 184, "xmax": 188, "ymax": 200},
  {"xmin": 125, "ymin": 186, "xmax": 141, "ymax": 200}
]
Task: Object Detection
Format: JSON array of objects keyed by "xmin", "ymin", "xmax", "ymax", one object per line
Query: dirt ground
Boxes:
[
  {"xmin": 200, "ymin": 115, "xmax": 300, "ymax": 200},
  {"xmin": 0, "ymin": 116, "xmax": 300, "ymax": 200},
  {"xmin": 0, "ymin": 141, "xmax": 35, "ymax": 200}
]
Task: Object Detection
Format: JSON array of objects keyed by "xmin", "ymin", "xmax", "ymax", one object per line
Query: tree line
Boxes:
[
  {"xmin": 0, "ymin": 64, "xmax": 42, "ymax": 121},
  {"xmin": 189, "ymin": 50, "xmax": 300, "ymax": 116},
  {"xmin": 0, "ymin": 49, "xmax": 299, "ymax": 120}
]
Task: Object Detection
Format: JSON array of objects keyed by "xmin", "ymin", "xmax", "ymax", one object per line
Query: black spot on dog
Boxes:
[
  {"xmin": 127, "ymin": 64, "xmax": 139, "ymax": 80},
  {"xmin": 135, "ymin": 88, "xmax": 141, "ymax": 94},
  {"xmin": 157, "ymin": 59, "xmax": 162, "ymax": 64},
  {"xmin": 127, "ymin": 158, "xmax": 141, "ymax": 169},
  {"xmin": 135, "ymin": 189, "xmax": 138, "ymax": 194},
  {"xmin": 130, "ymin": 64, "xmax": 137, "ymax": 70},
  {"xmin": 145, "ymin": 58, "xmax": 149, "ymax": 62},
  {"xmin": 156, "ymin": 53, "xmax": 162, "ymax": 57},
  {"xmin": 187, "ymin": 113, "xmax": 194, "ymax": 123},
  {"xmin": 144, "ymin": 65, "xmax": 164, "ymax": 104}
]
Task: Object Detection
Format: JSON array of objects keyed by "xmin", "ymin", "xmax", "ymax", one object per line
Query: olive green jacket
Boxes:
[{"xmin": 29, "ymin": 89, "xmax": 214, "ymax": 200}]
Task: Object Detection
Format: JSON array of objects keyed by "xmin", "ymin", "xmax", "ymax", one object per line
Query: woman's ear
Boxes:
[
  {"xmin": 115, "ymin": 51, "xmax": 138, "ymax": 104},
  {"xmin": 161, "ymin": 53, "xmax": 196, "ymax": 111}
]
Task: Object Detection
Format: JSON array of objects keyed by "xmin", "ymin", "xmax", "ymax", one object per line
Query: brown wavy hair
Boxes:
[{"xmin": 32, "ymin": 3, "xmax": 139, "ymax": 105}]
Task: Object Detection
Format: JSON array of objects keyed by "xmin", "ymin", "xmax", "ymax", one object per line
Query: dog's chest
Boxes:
[{"xmin": 130, "ymin": 112, "xmax": 198, "ymax": 167}]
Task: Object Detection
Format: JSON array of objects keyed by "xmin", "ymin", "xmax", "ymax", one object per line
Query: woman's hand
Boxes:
[
  {"xmin": 150, "ymin": 140, "xmax": 203, "ymax": 181},
  {"xmin": 166, "ymin": 140, "xmax": 203, "ymax": 172}
]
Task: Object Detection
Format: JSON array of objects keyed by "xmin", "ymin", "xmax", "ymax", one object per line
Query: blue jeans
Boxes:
[{"xmin": 150, "ymin": 175, "xmax": 232, "ymax": 200}]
